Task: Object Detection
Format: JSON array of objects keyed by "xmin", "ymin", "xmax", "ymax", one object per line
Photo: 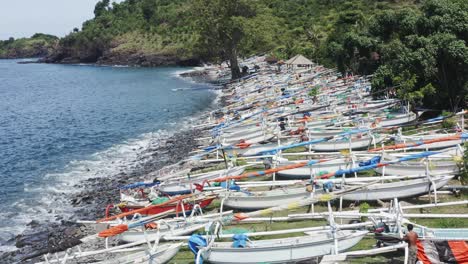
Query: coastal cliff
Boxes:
[
  {"xmin": 0, "ymin": 34, "xmax": 58, "ymax": 59},
  {"xmin": 39, "ymin": 0, "xmax": 203, "ymax": 66},
  {"xmin": 40, "ymin": 31, "xmax": 201, "ymax": 66}
]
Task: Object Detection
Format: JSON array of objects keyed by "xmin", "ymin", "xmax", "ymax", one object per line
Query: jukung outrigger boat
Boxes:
[{"xmin": 190, "ymin": 230, "xmax": 368, "ymax": 264}]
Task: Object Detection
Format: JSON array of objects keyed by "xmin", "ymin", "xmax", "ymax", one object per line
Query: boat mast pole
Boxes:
[
  {"xmin": 424, "ymin": 147, "xmax": 438, "ymax": 204},
  {"xmin": 461, "ymin": 109, "xmax": 465, "ymax": 133},
  {"xmin": 327, "ymin": 201, "xmax": 339, "ymax": 254},
  {"xmin": 221, "ymin": 149, "xmax": 228, "ymax": 169}
]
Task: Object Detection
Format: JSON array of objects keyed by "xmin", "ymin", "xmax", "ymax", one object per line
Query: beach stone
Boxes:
[
  {"xmin": 15, "ymin": 230, "xmax": 48, "ymax": 248},
  {"xmin": 26, "ymin": 220, "xmax": 40, "ymax": 228}
]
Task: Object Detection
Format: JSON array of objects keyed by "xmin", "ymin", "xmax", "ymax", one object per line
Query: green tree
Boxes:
[
  {"xmin": 191, "ymin": 0, "xmax": 255, "ymax": 79},
  {"xmin": 94, "ymin": 0, "xmax": 110, "ymax": 17}
]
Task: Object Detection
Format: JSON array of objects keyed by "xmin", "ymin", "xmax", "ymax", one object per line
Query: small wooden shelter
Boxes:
[{"xmin": 285, "ymin": 54, "xmax": 314, "ymax": 68}]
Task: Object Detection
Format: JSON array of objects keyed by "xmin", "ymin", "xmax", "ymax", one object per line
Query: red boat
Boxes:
[{"xmin": 117, "ymin": 197, "xmax": 215, "ymax": 216}]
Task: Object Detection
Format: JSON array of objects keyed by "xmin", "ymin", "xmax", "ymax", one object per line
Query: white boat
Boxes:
[
  {"xmin": 97, "ymin": 243, "xmax": 182, "ymax": 264},
  {"xmin": 231, "ymin": 139, "xmax": 297, "ymax": 156},
  {"xmin": 200, "ymin": 230, "xmax": 368, "ymax": 264},
  {"xmin": 308, "ymin": 128, "xmax": 353, "ymax": 138},
  {"xmin": 222, "ymin": 187, "xmax": 309, "ymax": 210},
  {"xmin": 222, "ymin": 129, "xmax": 268, "ymax": 144},
  {"xmin": 311, "ymin": 135, "xmax": 383, "ymax": 152},
  {"xmin": 377, "ymin": 112, "xmax": 417, "ymax": 127},
  {"xmin": 119, "ymin": 222, "xmax": 207, "ymax": 243},
  {"xmin": 222, "ymin": 123, "xmax": 275, "ymax": 137},
  {"xmin": 397, "ymin": 133, "xmax": 462, "ymax": 150},
  {"xmin": 358, "ymin": 100, "xmax": 398, "ymax": 111},
  {"xmin": 277, "ymin": 158, "xmax": 354, "ymax": 179},
  {"xmin": 375, "ymin": 160, "xmax": 459, "ymax": 176},
  {"xmin": 223, "ymin": 174, "xmax": 451, "ymax": 209},
  {"xmin": 341, "ymin": 175, "xmax": 453, "ymax": 201},
  {"xmin": 158, "ymin": 166, "xmax": 246, "ymax": 195},
  {"xmin": 158, "ymin": 166, "xmax": 244, "ymax": 184}
]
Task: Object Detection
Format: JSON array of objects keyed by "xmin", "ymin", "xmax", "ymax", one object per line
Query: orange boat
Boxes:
[{"xmin": 117, "ymin": 196, "xmax": 215, "ymax": 216}]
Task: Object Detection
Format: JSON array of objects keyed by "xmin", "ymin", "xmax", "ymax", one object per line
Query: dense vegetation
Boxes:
[
  {"xmin": 0, "ymin": 34, "xmax": 58, "ymax": 59},
  {"xmin": 352, "ymin": 0, "xmax": 468, "ymax": 111},
  {"xmin": 3, "ymin": 0, "xmax": 467, "ymax": 110}
]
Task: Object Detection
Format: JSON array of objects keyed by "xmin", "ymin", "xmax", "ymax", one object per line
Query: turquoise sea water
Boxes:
[{"xmin": 0, "ymin": 60, "xmax": 216, "ymax": 250}]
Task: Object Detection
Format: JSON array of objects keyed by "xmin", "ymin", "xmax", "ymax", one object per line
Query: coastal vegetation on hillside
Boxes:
[
  {"xmin": 2, "ymin": 0, "xmax": 467, "ymax": 110},
  {"xmin": 0, "ymin": 33, "xmax": 58, "ymax": 59}
]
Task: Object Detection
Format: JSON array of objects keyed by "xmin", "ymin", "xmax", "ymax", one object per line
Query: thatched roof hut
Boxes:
[{"xmin": 285, "ymin": 54, "xmax": 314, "ymax": 67}]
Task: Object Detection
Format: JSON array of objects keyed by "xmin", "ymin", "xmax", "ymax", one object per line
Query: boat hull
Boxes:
[
  {"xmin": 204, "ymin": 230, "xmax": 367, "ymax": 264},
  {"xmin": 223, "ymin": 188, "xmax": 309, "ymax": 210},
  {"xmin": 98, "ymin": 243, "xmax": 181, "ymax": 264},
  {"xmin": 159, "ymin": 167, "xmax": 246, "ymax": 195},
  {"xmin": 119, "ymin": 223, "xmax": 206, "ymax": 243},
  {"xmin": 375, "ymin": 161, "xmax": 459, "ymax": 176},
  {"xmin": 277, "ymin": 159, "xmax": 353, "ymax": 179},
  {"xmin": 311, "ymin": 136, "xmax": 383, "ymax": 152},
  {"xmin": 342, "ymin": 176, "xmax": 452, "ymax": 201},
  {"xmin": 119, "ymin": 198, "xmax": 215, "ymax": 215}
]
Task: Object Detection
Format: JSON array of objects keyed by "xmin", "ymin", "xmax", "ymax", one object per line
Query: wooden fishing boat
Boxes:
[
  {"xmin": 222, "ymin": 187, "xmax": 309, "ymax": 210},
  {"xmin": 222, "ymin": 173, "xmax": 451, "ymax": 209},
  {"xmin": 397, "ymin": 133, "xmax": 463, "ymax": 150},
  {"xmin": 277, "ymin": 158, "xmax": 354, "ymax": 179},
  {"xmin": 308, "ymin": 128, "xmax": 354, "ymax": 138},
  {"xmin": 310, "ymin": 134, "xmax": 383, "ymax": 152},
  {"xmin": 229, "ymin": 139, "xmax": 297, "ymax": 156},
  {"xmin": 118, "ymin": 196, "xmax": 216, "ymax": 216},
  {"xmin": 198, "ymin": 230, "xmax": 368, "ymax": 264},
  {"xmin": 119, "ymin": 222, "xmax": 207, "ymax": 243},
  {"xmin": 340, "ymin": 175, "xmax": 453, "ymax": 201},
  {"xmin": 222, "ymin": 133, "xmax": 276, "ymax": 146},
  {"xmin": 158, "ymin": 166, "xmax": 246, "ymax": 195},
  {"xmin": 358, "ymin": 100, "xmax": 398, "ymax": 111},
  {"xmin": 375, "ymin": 225, "xmax": 468, "ymax": 247},
  {"xmin": 221, "ymin": 123, "xmax": 275, "ymax": 137},
  {"xmin": 376, "ymin": 112, "xmax": 417, "ymax": 127},
  {"xmin": 378, "ymin": 227, "xmax": 468, "ymax": 243},
  {"xmin": 97, "ymin": 243, "xmax": 182, "ymax": 264},
  {"xmin": 374, "ymin": 160, "xmax": 459, "ymax": 176},
  {"xmin": 221, "ymin": 129, "xmax": 269, "ymax": 144}
]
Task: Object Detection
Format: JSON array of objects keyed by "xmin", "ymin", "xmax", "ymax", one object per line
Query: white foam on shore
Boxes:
[
  {"xmin": 0, "ymin": 129, "xmax": 175, "ymax": 253},
  {"xmin": 0, "ymin": 68, "xmax": 225, "ymax": 253}
]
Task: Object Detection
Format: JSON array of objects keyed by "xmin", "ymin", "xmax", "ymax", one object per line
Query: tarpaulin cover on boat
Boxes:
[
  {"xmin": 417, "ymin": 240, "xmax": 468, "ymax": 264},
  {"xmin": 189, "ymin": 234, "xmax": 207, "ymax": 264}
]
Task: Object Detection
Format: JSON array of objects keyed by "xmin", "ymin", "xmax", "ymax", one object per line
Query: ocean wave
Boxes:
[
  {"xmin": 0, "ymin": 129, "xmax": 174, "ymax": 252},
  {"xmin": 0, "ymin": 104, "xmax": 219, "ymax": 252},
  {"xmin": 0, "ymin": 64, "xmax": 222, "ymax": 253}
]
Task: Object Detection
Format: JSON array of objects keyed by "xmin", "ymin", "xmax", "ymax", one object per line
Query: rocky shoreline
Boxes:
[
  {"xmin": 39, "ymin": 51, "xmax": 202, "ymax": 68},
  {"xmin": 0, "ymin": 70, "xmax": 222, "ymax": 264}
]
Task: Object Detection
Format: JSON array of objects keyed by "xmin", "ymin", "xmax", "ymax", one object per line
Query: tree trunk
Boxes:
[{"xmin": 229, "ymin": 45, "xmax": 241, "ymax": 80}]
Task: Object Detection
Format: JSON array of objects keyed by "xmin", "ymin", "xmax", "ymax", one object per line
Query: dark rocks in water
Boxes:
[
  {"xmin": 15, "ymin": 230, "xmax": 49, "ymax": 248},
  {"xmin": 26, "ymin": 220, "xmax": 40, "ymax": 228},
  {"xmin": 3, "ymin": 221, "xmax": 85, "ymax": 263},
  {"xmin": 17, "ymin": 60, "xmax": 41, "ymax": 64},
  {"xmin": 180, "ymin": 70, "xmax": 210, "ymax": 78}
]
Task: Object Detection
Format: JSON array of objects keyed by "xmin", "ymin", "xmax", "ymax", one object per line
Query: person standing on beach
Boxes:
[{"xmin": 403, "ymin": 224, "xmax": 419, "ymax": 264}]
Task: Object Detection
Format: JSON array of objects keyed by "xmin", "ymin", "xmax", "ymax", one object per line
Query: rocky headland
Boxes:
[{"xmin": 0, "ymin": 34, "xmax": 58, "ymax": 59}]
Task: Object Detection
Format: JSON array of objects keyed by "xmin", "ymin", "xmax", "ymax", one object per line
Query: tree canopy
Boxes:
[{"xmin": 190, "ymin": 0, "xmax": 256, "ymax": 79}]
